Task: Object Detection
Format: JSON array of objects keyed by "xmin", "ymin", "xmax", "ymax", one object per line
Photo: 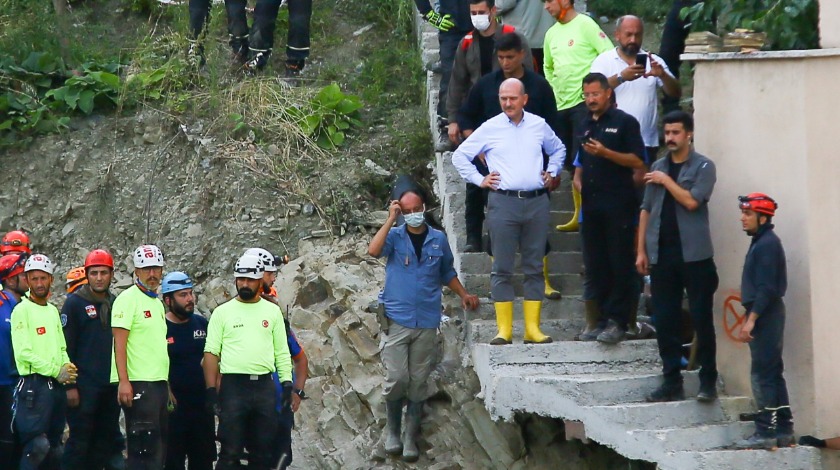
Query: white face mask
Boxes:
[
  {"xmin": 404, "ymin": 212, "xmax": 425, "ymax": 228},
  {"xmin": 471, "ymin": 14, "xmax": 491, "ymax": 32}
]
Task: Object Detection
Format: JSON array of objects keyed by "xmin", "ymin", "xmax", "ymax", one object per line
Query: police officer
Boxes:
[
  {"xmin": 0, "ymin": 253, "xmax": 27, "ymax": 467},
  {"xmin": 11, "ymin": 254, "xmax": 78, "ymax": 470},
  {"xmin": 62, "ymin": 249, "xmax": 125, "ymax": 470},
  {"xmin": 203, "ymin": 254, "xmax": 293, "ymax": 470},
  {"xmin": 733, "ymin": 193, "xmax": 794, "ymax": 450},
  {"xmin": 163, "ymin": 271, "xmax": 215, "ymax": 470},
  {"xmin": 111, "ymin": 244, "xmax": 170, "ymax": 470}
]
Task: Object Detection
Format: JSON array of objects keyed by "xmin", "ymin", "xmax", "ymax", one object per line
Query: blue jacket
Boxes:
[
  {"xmin": 377, "ymin": 224, "xmax": 457, "ymax": 329},
  {"xmin": 0, "ymin": 290, "xmax": 19, "ymax": 385}
]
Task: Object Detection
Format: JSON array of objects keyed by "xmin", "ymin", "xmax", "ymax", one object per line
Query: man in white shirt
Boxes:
[
  {"xmin": 590, "ymin": 15, "xmax": 681, "ymax": 161},
  {"xmin": 452, "ymin": 78, "xmax": 566, "ymax": 346}
]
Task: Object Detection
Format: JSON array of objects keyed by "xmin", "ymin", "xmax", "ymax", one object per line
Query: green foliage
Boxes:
[
  {"xmin": 589, "ymin": 0, "xmax": 671, "ymax": 20},
  {"xmin": 682, "ymin": 0, "xmax": 819, "ymax": 50},
  {"xmin": 289, "ymin": 84, "xmax": 363, "ymax": 149},
  {"xmin": 1, "ymin": 52, "xmax": 69, "ymax": 146},
  {"xmin": 46, "ymin": 65, "xmax": 121, "ymax": 114}
]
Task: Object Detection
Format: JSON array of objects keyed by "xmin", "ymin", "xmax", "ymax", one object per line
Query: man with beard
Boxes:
[
  {"xmin": 111, "ymin": 244, "xmax": 170, "ymax": 470},
  {"xmin": 591, "ymin": 15, "xmax": 680, "ymax": 163},
  {"xmin": 0, "ymin": 253, "xmax": 28, "ymax": 467},
  {"xmin": 162, "ymin": 271, "xmax": 215, "ymax": 470},
  {"xmin": 62, "ymin": 249, "xmax": 125, "ymax": 470},
  {"xmin": 203, "ymin": 254, "xmax": 293, "ymax": 470},
  {"xmin": 12, "ymin": 254, "xmax": 78, "ymax": 469}
]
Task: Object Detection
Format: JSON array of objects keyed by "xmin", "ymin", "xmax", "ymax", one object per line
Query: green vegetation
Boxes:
[
  {"xmin": 682, "ymin": 0, "xmax": 819, "ymax": 50},
  {"xmin": 589, "ymin": 0, "xmax": 671, "ymax": 20}
]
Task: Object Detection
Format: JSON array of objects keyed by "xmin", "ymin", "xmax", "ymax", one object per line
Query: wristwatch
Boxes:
[
  {"xmin": 293, "ymin": 388, "xmax": 306, "ymax": 399},
  {"xmin": 616, "ymin": 74, "xmax": 625, "ymax": 85}
]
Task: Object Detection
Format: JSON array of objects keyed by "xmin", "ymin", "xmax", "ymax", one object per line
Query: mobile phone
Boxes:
[{"xmin": 635, "ymin": 53, "xmax": 648, "ymax": 67}]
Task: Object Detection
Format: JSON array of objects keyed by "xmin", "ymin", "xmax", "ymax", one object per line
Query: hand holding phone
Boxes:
[{"xmin": 635, "ymin": 53, "xmax": 648, "ymax": 67}]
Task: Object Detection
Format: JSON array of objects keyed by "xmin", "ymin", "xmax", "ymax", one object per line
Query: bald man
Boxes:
[{"xmin": 452, "ymin": 78, "xmax": 566, "ymax": 346}]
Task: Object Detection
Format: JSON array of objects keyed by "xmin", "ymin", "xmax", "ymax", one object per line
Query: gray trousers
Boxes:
[
  {"xmin": 381, "ymin": 323, "xmax": 437, "ymax": 402},
  {"xmin": 487, "ymin": 192, "xmax": 550, "ymax": 301}
]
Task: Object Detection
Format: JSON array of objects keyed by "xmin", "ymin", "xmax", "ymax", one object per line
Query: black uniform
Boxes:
[
  {"xmin": 61, "ymin": 286, "xmax": 124, "ymax": 470},
  {"xmin": 578, "ymin": 107, "xmax": 645, "ymax": 331},
  {"xmin": 741, "ymin": 223, "xmax": 792, "ymax": 437},
  {"xmin": 165, "ymin": 314, "xmax": 216, "ymax": 470}
]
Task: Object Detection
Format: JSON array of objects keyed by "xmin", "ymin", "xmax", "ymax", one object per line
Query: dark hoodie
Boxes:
[
  {"xmin": 61, "ymin": 285, "xmax": 118, "ymax": 389},
  {"xmin": 741, "ymin": 223, "xmax": 787, "ymax": 316}
]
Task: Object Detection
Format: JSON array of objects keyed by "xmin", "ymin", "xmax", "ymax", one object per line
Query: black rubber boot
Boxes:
[
  {"xmin": 384, "ymin": 400, "xmax": 403, "ymax": 456},
  {"xmin": 402, "ymin": 401, "xmax": 422, "ymax": 462}
]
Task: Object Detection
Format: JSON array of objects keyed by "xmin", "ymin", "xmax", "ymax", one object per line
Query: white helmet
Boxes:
[
  {"xmin": 25, "ymin": 253, "xmax": 55, "ymax": 275},
  {"xmin": 234, "ymin": 254, "xmax": 264, "ymax": 279},
  {"xmin": 133, "ymin": 244, "xmax": 165, "ymax": 268},
  {"xmin": 244, "ymin": 248, "xmax": 277, "ymax": 272}
]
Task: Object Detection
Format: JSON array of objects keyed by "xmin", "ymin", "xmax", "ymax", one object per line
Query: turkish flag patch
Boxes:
[
  {"xmin": 568, "ymin": 39, "xmax": 575, "ymax": 47},
  {"xmin": 262, "ymin": 320, "xmax": 269, "ymax": 328},
  {"xmin": 144, "ymin": 311, "xmax": 152, "ymax": 318},
  {"xmin": 36, "ymin": 327, "xmax": 46, "ymax": 335},
  {"xmin": 85, "ymin": 305, "xmax": 98, "ymax": 318},
  {"xmin": 167, "ymin": 337, "xmax": 175, "ymax": 344}
]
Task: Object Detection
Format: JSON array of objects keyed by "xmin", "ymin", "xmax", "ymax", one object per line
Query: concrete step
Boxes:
[
  {"xmin": 625, "ymin": 421, "xmax": 754, "ymax": 457},
  {"xmin": 463, "ymin": 272, "xmax": 584, "ymax": 297},
  {"xmin": 467, "ymin": 319, "xmax": 585, "ymax": 344},
  {"xmin": 470, "ymin": 296, "xmax": 585, "ymax": 321},
  {"xmin": 585, "ymin": 396, "xmax": 754, "ymax": 429},
  {"xmin": 662, "ymin": 446, "xmax": 822, "ymax": 470},
  {"xmin": 459, "ymin": 251, "xmax": 582, "ymax": 275},
  {"xmin": 451, "ymin": 227, "xmax": 582, "ymax": 255}
]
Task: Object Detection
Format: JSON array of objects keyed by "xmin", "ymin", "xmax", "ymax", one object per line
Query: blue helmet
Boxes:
[{"xmin": 161, "ymin": 271, "xmax": 194, "ymax": 295}]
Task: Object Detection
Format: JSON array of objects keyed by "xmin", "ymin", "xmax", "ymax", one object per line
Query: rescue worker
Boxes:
[
  {"xmin": 0, "ymin": 253, "xmax": 27, "ymax": 467},
  {"xmin": 244, "ymin": 247, "xmax": 279, "ymax": 297},
  {"xmin": 203, "ymin": 254, "xmax": 293, "ymax": 470},
  {"xmin": 0, "ymin": 230, "xmax": 31, "ymax": 256},
  {"xmin": 163, "ymin": 271, "xmax": 215, "ymax": 470},
  {"xmin": 733, "ymin": 194, "xmax": 794, "ymax": 449},
  {"xmin": 62, "ymin": 249, "xmax": 125, "ymax": 470},
  {"xmin": 11, "ymin": 254, "xmax": 78, "ymax": 470},
  {"xmin": 111, "ymin": 244, "xmax": 170, "ymax": 470},
  {"xmin": 65, "ymin": 266, "xmax": 88, "ymax": 294}
]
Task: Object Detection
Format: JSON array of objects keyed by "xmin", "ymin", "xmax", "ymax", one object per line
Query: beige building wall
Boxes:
[
  {"xmin": 687, "ymin": 51, "xmax": 840, "ymax": 436},
  {"xmin": 820, "ymin": 0, "xmax": 840, "ymax": 48}
]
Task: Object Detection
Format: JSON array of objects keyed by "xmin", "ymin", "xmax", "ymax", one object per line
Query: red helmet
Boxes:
[
  {"xmin": 0, "ymin": 254, "xmax": 27, "ymax": 281},
  {"xmin": 1, "ymin": 230, "xmax": 31, "ymax": 255},
  {"xmin": 66, "ymin": 266, "xmax": 88, "ymax": 293},
  {"xmin": 738, "ymin": 193, "xmax": 777, "ymax": 216},
  {"xmin": 85, "ymin": 249, "xmax": 114, "ymax": 270}
]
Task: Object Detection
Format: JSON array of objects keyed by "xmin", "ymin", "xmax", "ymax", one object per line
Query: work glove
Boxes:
[
  {"xmin": 57, "ymin": 363, "xmax": 78, "ymax": 385},
  {"xmin": 205, "ymin": 387, "xmax": 220, "ymax": 416},
  {"xmin": 425, "ymin": 11, "xmax": 455, "ymax": 32},
  {"xmin": 280, "ymin": 381, "xmax": 293, "ymax": 409}
]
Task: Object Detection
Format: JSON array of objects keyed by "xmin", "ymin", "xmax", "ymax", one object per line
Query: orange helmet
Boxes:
[
  {"xmin": 1, "ymin": 230, "xmax": 31, "ymax": 255},
  {"xmin": 84, "ymin": 249, "xmax": 114, "ymax": 270},
  {"xmin": 738, "ymin": 193, "xmax": 777, "ymax": 217},
  {"xmin": 66, "ymin": 266, "xmax": 88, "ymax": 294},
  {"xmin": 0, "ymin": 254, "xmax": 26, "ymax": 281}
]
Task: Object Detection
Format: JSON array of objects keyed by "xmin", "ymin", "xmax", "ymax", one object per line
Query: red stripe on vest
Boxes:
[{"xmin": 461, "ymin": 25, "xmax": 516, "ymax": 50}]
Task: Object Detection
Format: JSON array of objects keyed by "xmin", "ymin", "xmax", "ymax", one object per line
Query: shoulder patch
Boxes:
[
  {"xmin": 60, "ymin": 314, "xmax": 68, "ymax": 327},
  {"xmin": 599, "ymin": 32, "xmax": 606, "ymax": 39}
]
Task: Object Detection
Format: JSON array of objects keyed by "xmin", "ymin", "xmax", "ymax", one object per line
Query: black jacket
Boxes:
[
  {"xmin": 741, "ymin": 224, "xmax": 787, "ymax": 316},
  {"xmin": 61, "ymin": 286, "xmax": 117, "ymax": 389}
]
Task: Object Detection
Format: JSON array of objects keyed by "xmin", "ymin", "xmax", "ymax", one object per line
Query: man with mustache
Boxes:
[
  {"xmin": 203, "ymin": 254, "xmax": 293, "ymax": 470},
  {"xmin": 636, "ymin": 111, "xmax": 719, "ymax": 403},
  {"xmin": 163, "ymin": 271, "xmax": 215, "ymax": 470},
  {"xmin": 62, "ymin": 249, "xmax": 125, "ymax": 470},
  {"xmin": 111, "ymin": 244, "xmax": 170, "ymax": 470}
]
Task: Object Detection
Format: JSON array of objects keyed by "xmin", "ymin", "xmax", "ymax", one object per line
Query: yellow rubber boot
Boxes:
[
  {"xmin": 490, "ymin": 302, "xmax": 513, "ymax": 345},
  {"xmin": 543, "ymin": 256, "xmax": 561, "ymax": 300},
  {"xmin": 556, "ymin": 187, "xmax": 581, "ymax": 232},
  {"xmin": 523, "ymin": 300, "xmax": 552, "ymax": 344}
]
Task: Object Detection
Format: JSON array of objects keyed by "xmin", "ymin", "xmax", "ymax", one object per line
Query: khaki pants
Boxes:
[{"xmin": 381, "ymin": 323, "xmax": 437, "ymax": 402}]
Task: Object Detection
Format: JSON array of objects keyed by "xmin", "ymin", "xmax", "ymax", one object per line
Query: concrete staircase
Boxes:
[{"xmin": 416, "ymin": 13, "xmax": 838, "ymax": 470}]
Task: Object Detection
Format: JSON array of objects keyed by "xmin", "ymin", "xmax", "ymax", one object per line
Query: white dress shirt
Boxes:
[
  {"xmin": 590, "ymin": 48, "xmax": 673, "ymax": 147},
  {"xmin": 451, "ymin": 111, "xmax": 566, "ymax": 191}
]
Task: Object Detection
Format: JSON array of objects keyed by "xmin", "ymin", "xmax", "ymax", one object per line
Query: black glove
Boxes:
[
  {"xmin": 206, "ymin": 387, "xmax": 219, "ymax": 416},
  {"xmin": 280, "ymin": 381, "xmax": 293, "ymax": 409}
]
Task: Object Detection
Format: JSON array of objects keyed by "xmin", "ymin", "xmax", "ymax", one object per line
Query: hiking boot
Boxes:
[
  {"xmin": 798, "ymin": 435, "xmax": 826, "ymax": 448},
  {"xmin": 739, "ymin": 411, "xmax": 759, "ymax": 422},
  {"xmin": 464, "ymin": 235, "xmax": 481, "ymax": 253},
  {"xmin": 646, "ymin": 382, "xmax": 685, "ymax": 403},
  {"xmin": 285, "ymin": 59, "xmax": 304, "ymax": 77},
  {"xmin": 696, "ymin": 382, "xmax": 718, "ymax": 403},
  {"xmin": 575, "ymin": 327, "xmax": 603, "ymax": 342},
  {"xmin": 244, "ymin": 52, "xmax": 268, "ymax": 74},
  {"xmin": 733, "ymin": 433, "xmax": 777, "ymax": 450},
  {"xmin": 596, "ymin": 320, "xmax": 625, "ymax": 344},
  {"xmin": 776, "ymin": 432, "xmax": 795, "ymax": 448}
]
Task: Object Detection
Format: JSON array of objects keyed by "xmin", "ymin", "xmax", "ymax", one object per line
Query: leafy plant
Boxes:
[
  {"xmin": 682, "ymin": 0, "xmax": 819, "ymax": 50},
  {"xmin": 46, "ymin": 66, "xmax": 121, "ymax": 114},
  {"xmin": 289, "ymin": 84, "xmax": 363, "ymax": 149}
]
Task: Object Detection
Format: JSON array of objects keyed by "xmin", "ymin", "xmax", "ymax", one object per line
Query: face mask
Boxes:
[
  {"xmin": 404, "ymin": 212, "xmax": 425, "ymax": 228},
  {"xmin": 471, "ymin": 14, "xmax": 491, "ymax": 32}
]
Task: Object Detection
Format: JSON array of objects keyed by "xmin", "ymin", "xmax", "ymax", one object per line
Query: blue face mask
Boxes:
[{"xmin": 404, "ymin": 212, "xmax": 425, "ymax": 228}]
